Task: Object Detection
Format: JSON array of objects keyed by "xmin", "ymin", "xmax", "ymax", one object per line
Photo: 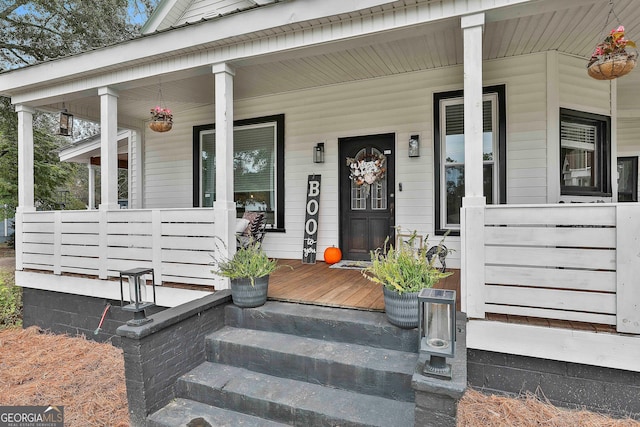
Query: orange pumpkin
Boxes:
[{"xmin": 324, "ymin": 246, "xmax": 342, "ymax": 265}]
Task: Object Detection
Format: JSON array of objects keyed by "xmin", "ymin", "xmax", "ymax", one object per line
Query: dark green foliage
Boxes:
[
  {"xmin": 1, "ymin": 0, "xmax": 159, "ymax": 68},
  {"xmin": 0, "ymin": 269, "xmax": 21, "ymax": 328}
]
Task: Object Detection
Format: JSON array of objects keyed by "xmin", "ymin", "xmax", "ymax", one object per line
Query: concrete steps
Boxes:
[
  {"xmin": 148, "ymin": 301, "xmax": 419, "ymax": 426},
  {"xmin": 175, "ymin": 363, "xmax": 415, "ymax": 427},
  {"xmin": 147, "ymin": 398, "xmax": 289, "ymax": 427}
]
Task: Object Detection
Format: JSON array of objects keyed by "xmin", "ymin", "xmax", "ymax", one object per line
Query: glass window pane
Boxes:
[
  {"xmin": 445, "ymin": 134, "xmax": 465, "ymax": 164},
  {"xmin": 483, "ymin": 164, "xmax": 493, "ymax": 204},
  {"xmin": 234, "ymin": 126, "xmax": 276, "ymax": 222},
  {"xmin": 200, "ymin": 124, "xmax": 277, "ymax": 225},
  {"xmin": 201, "ymin": 132, "xmax": 215, "ymax": 207},
  {"xmin": 445, "ymin": 165, "xmax": 464, "ymax": 226},
  {"xmin": 445, "ymin": 103, "xmax": 464, "ymax": 164},
  {"xmin": 618, "ymin": 157, "xmax": 638, "ymax": 202},
  {"xmin": 561, "ymin": 147, "xmax": 595, "ymax": 188},
  {"xmin": 441, "ymin": 95, "xmax": 497, "ymax": 228},
  {"xmin": 560, "ymin": 119, "xmax": 599, "ymax": 190},
  {"xmin": 371, "ymin": 148, "xmax": 387, "ymax": 210}
]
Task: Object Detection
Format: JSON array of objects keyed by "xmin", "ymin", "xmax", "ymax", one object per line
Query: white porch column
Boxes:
[
  {"xmin": 461, "ymin": 13, "xmax": 486, "ymax": 318},
  {"xmin": 15, "ymin": 104, "xmax": 36, "ymax": 272},
  {"xmin": 87, "ymin": 163, "xmax": 96, "ymax": 210},
  {"xmin": 212, "ymin": 63, "xmax": 237, "ymax": 263},
  {"xmin": 462, "ymin": 13, "xmax": 485, "ymax": 199},
  {"xmin": 98, "ymin": 87, "xmax": 120, "ymax": 210},
  {"xmin": 16, "ymin": 105, "xmax": 36, "ymax": 211}
]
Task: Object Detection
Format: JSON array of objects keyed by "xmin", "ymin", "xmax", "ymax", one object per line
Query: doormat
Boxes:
[{"xmin": 329, "ymin": 260, "xmax": 371, "ymax": 270}]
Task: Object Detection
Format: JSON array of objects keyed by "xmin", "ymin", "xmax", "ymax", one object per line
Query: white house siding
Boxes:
[
  {"xmin": 142, "ymin": 53, "xmax": 580, "ymax": 265},
  {"xmin": 485, "ymin": 53, "xmax": 547, "ymax": 205},
  {"xmin": 558, "ymin": 54, "xmax": 611, "ymax": 117},
  {"xmin": 144, "ymin": 107, "xmax": 214, "ymax": 208}
]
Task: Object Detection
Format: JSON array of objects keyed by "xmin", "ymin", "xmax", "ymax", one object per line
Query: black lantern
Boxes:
[
  {"xmin": 418, "ymin": 288, "xmax": 456, "ymax": 379},
  {"xmin": 119, "ymin": 268, "xmax": 156, "ymax": 326},
  {"xmin": 58, "ymin": 111, "xmax": 74, "ymax": 136},
  {"xmin": 313, "ymin": 142, "xmax": 325, "ymax": 163},
  {"xmin": 409, "ymin": 134, "xmax": 420, "ymax": 157}
]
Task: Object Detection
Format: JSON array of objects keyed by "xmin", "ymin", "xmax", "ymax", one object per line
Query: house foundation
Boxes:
[
  {"xmin": 22, "ymin": 287, "xmax": 165, "ymax": 346},
  {"xmin": 468, "ymin": 348, "xmax": 640, "ymax": 420}
]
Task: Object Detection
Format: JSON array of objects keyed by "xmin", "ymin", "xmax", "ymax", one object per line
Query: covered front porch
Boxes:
[{"xmin": 3, "ymin": 0, "xmax": 640, "ymax": 377}]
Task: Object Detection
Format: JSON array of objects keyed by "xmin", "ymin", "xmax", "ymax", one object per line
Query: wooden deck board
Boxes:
[
  {"xmin": 268, "ymin": 260, "xmax": 460, "ymax": 312},
  {"xmin": 269, "ymin": 260, "xmax": 384, "ymax": 311}
]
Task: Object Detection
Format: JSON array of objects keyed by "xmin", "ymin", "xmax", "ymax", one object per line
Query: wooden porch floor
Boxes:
[{"xmin": 268, "ymin": 260, "xmax": 461, "ymax": 312}]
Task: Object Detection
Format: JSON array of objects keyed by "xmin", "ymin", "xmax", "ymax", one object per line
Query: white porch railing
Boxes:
[
  {"xmin": 462, "ymin": 203, "xmax": 640, "ymax": 335},
  {"xmin": 17, "ymin": 208, "xmax": 223, "ymax": 286}
]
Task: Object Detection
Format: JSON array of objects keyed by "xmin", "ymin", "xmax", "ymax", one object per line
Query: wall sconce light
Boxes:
[
  {"xmin": 119, "ymin": 268, "xmax": 157, "ymax": 326},
  {"xmin": 57, "ymin": 111, "xmax": 74, "ymax": 137},
  {"xmin": 409, "ymin": 134, "xmax": 420, "ymax": 157},
  {"xmin": 418, "ymin": 288, "xmax": 456, "ymax": 379},
  {"xmin": 313, "ymin": 142, "xmax": 325, "ymax": 163}
]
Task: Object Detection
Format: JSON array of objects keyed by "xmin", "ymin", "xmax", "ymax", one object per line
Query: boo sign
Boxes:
[{"xmin": 302, "ymin": 175, "xmax": 321, "ymax": 264}]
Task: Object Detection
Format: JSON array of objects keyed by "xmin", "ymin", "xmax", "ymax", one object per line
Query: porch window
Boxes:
[
  {"xmin": 560, "ymin": 109, "xmax": 610, "ymax": 196},
  {"xmin": 193, "ymin": 114, "xmax": 285, "ymax": 230},
  {"xmin": 617, "ymin": 156, "xmax": 638, "ymax": 202},
  {"xmin": 434, "ymin": 85, "xmax": 506, "ymax": 234}
]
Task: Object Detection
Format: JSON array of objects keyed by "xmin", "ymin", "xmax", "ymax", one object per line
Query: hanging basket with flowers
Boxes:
[
  {"xmin": 587, "ymin": 25, "xmax": 637, "ymax": 80},
  {"xmin": 149, "ymin": 106, "xmax": 173, "ymax": 132}
]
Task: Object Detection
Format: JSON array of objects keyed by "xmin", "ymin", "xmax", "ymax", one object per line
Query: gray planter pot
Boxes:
[
  {"xmin": 383, "ymin": 286, "xmax": 420, "ymax": 329},
  {"xmin": 230, "ymin": 276, "xmax": 269, "ymax": 308}
]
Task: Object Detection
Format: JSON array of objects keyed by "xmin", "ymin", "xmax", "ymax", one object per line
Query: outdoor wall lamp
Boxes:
[
  {"xmin": 313, "ymin": 142, "xmax": 325, "ymax": 163},
  {"xmin": 408, "ymin": 134, "xmax": 420, "ymax": 157},
  {"xmin": 119, "ymin": 268, "xmax": 156, "ymax": 326},
  {"xmin": 57, "ymin": 111, "xmax": 74, "ymax": 137},
  {"xmin": 418, "ymin": 288, "xmax": 456, "ymax": 379}
]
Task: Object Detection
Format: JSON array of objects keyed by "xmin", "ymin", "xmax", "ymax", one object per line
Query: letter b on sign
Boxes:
[{"xmin": 308, "ymin": 180, "xmax": 320, "ymax": 197}]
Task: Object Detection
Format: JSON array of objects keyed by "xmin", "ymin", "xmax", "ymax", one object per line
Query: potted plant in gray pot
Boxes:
[
  {"xmin": 362, "ymin": 231, "xmax": 451, "ymax": 328},
  {"xmin": 211, "ymin": 241, "xmax": 287, "ymax": 308}
]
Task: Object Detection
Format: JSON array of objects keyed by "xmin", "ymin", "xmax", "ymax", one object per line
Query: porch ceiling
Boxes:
[{"xmin": 48, "ymin": 0, "xmax": 640, "ymax": 124}]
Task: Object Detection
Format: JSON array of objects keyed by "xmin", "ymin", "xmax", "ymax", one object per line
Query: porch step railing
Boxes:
[
  {"xmin": 462, "ymin": 203, "xmax": 640, "ymax": 335},
  {"xmin": 17, "ymin": 208, "xmax": 222, "ymax": 286}
]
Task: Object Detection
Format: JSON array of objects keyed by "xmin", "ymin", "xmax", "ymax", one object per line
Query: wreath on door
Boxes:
[{"xmin": 346, "ymin": 152, "xmax": 386, "ymax": 189}]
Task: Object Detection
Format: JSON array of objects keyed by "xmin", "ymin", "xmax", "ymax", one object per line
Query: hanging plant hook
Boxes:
[{"xmin": 149, "ymin": 78, "xmax": 174, "ymax": 133}]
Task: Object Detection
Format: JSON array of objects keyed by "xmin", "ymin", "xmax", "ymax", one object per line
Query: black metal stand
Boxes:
[{"xmin": 423, "ymin": 355, "xmax": 452, "ymax": 379}]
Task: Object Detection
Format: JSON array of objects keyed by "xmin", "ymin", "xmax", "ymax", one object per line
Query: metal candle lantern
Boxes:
[
  {"xmin": 119, "ymin": 268, "xmax": 156, "ymax": 326},
  {"xmin": 313, "ymin": 142, "xmax": 325, "ymax": 163},
  {"xmin": 58, "ymin": 111, "xmax": 74, "ymax": 136},
  {"xmin": 418, "ymin": 288, "xmax": 456, "ymax": 379}
]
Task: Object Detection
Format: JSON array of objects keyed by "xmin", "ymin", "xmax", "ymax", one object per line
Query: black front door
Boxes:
[{"xmin": 339, "ymin": 134, "xmax": 395, "ymax": 261}]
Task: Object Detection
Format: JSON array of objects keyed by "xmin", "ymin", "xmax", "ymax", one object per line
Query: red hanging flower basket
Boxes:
[
  {"xmin": 587, "ymin": 25, "xmax": 637, "ymax": 80},
  {"xmin": 149, "ymin": 106, "xmax": 173, "ymax": 132}
]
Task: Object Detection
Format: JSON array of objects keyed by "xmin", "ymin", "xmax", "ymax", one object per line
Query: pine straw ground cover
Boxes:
[
  {"xmin": 458, "ymin": 389, "xmax": 639, "ymax": 427},
  {"xmin": 0, "ymin": 327, "xmax": 129, "ymax": 426},
  {"xmin": 0, "ymin": 330, "xmax": 638, "ymax": 427}
]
